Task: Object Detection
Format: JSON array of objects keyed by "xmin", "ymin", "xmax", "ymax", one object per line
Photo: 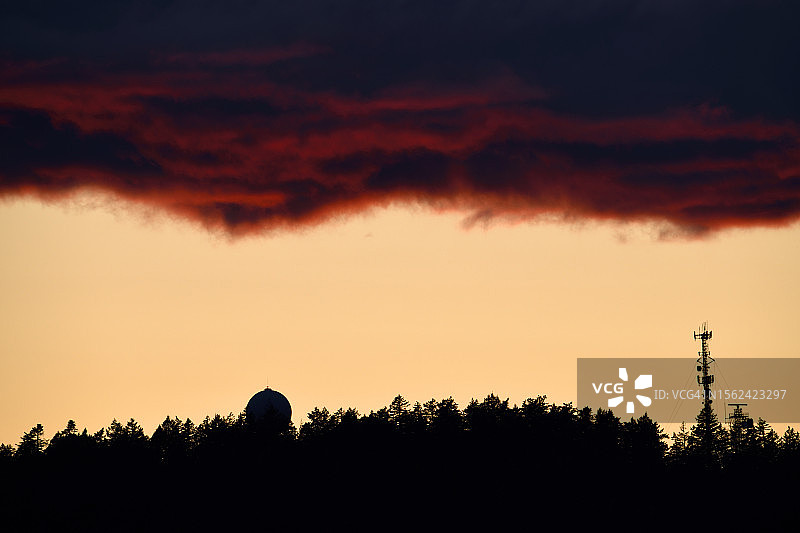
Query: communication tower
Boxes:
[
  {"xmin": 694, "ymin": 322, "xmax": 715, "ymax": 409},
  {"xmin": 726, "ymin": 403, "xmax": 754, "ymax": 429}
]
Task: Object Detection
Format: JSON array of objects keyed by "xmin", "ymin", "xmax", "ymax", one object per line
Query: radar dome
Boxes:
[{"xmin": 245, "ymin": 388, "xmax": 292, "ymax": 422}]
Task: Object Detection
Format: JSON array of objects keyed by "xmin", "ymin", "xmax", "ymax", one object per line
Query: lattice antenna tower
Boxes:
[
  {"xmin": 726, "ymin": 403, "xmax": 753, "ymax": 429},
  {"xmin": 694, "ymin": 321, "xmax": 715, "ymax": 409}
]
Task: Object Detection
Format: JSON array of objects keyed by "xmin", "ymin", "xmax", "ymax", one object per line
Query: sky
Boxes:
[{"xmin": 1, "ymin": 0, "xmax": 799, "ymax": 444}]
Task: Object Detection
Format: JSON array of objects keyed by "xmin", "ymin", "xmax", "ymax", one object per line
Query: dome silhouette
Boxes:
[{"xmin": 245, "ymin": 387, "xmax": 292, "ymax": 422}]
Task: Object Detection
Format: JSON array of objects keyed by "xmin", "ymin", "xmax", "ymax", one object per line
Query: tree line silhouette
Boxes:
[{"xmin": 2, "ymin": 394, "xmax": 798, "ymax": 531}]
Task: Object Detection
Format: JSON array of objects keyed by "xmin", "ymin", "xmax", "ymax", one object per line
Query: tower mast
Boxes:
[{"xmin": 694, "ymin": 322, "xmax": 715, "ymax": 409}]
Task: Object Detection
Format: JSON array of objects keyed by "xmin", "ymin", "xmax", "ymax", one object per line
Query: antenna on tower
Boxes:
[
  {"xmin": 726, "ymin": 403, "xmax": 754, "ymax": 454},
  {"xmin": 694, "ymin": 321, "xmax": 715, "ymax": 409},
  {"xmin": 726, "ymin": 403, "xmax": 754, "ymax": 429}
]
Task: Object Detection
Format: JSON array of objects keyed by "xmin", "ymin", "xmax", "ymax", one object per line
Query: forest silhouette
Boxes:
[{"xmin": 2, "ymin": 393, "xmax": 797, "ymax": 531}]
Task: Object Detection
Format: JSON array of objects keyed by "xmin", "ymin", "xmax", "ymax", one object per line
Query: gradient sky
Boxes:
[{"xmin": 1, "ymin": 1, "xmax": 799, "ymax": 444}]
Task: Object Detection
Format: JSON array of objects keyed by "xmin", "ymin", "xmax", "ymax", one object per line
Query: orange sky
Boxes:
[{"xmin": 1, "ymin": 195, "xmax": 799, "ymax": 445}]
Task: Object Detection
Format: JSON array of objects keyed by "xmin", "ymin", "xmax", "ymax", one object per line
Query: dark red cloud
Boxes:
[{"xmin": 1, "ymin": 1, "xmax": 799, "ymax": 235}]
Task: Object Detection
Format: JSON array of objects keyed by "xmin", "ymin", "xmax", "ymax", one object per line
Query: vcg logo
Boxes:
[{"xmin": 591, "ymin": 367, "xmax": 652, "ymax": 414}]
